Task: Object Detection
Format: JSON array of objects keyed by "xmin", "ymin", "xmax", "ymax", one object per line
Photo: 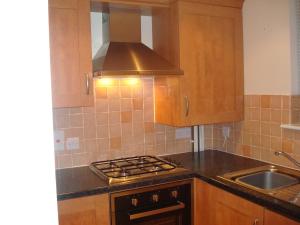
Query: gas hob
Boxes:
[{"xmin": 90, "ymin": 155, "xmax": 187, "ymax": 185}]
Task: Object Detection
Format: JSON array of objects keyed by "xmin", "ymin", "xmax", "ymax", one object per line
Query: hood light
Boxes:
[{"xmin": 96, "ymin": 77, "xmax": 141, "ymax": 87}]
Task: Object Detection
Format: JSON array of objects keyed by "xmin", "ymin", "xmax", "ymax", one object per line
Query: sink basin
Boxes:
[
  {"xmin": 219, "ymin": 165, "xmax": 300, "ymax": 193},
  {"xmin": 218, "ymin": 165, "xmax": 300, "ymax": 206},
  {"xmin": 236, "ymin": 171, "xmax": 298, "ymax": 190}
]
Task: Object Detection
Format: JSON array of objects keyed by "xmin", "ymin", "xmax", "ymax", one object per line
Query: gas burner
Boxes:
[
  {"xmin": 120, "ymin": 168, "xmax": 129, "ymax": 177},
  {"xmin": 90, "ymin": 155, "xmax": 187, "ymax": 185},
  {"xmin": 138, "ymin": 157, "xmax": 146, "ymax": 164},
  {"xmin": 145, "ymin": 166, "xmax": 161, "ymax": 172}
]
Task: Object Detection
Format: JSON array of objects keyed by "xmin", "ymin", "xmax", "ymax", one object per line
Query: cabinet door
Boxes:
[
  {"xmin": 194, "ymin": 179, "xmax": 264, "ymax": 225},
  {"xmin": 178, "ymin": 2, "xmax": 243, "ymax": 125},
  {"xmin": 49, "ymin": 0, "xmax": 93, "ymax": 108},
  {"xmin": 264, "ymin": 209, "xmax": 300, "ymax": 225},
  {"xmin": 58, "ymin": 194, "xmax": 110, "ymax": 225},
  {"xmin": 179, "ymin": 0, "xmax": 244, "ymax": 8}
]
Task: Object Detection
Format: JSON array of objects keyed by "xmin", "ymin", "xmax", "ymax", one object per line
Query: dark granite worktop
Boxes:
[{"xmin": 56, "ymin": 150, "xmax": 300, "ymax": 221}]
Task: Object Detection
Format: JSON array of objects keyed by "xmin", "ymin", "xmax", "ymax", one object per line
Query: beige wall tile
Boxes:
[
  {"xmin": 282, "ymin": 96, "xmax": 291, "ymax": 109},
  {"xmin": 251, "ymin": 95, "xmax": 260, "ymax": 107},
  {"xmin": 282, "ymin": 138, "xmax": 294, "ymax": 153},
  {"xmin": 96, "ymin": 113, "xmax": 109, "ymax": 125},
  {"xmin": 261, "ymin": 122, "xmax": 270, "ymax": 136},
  {"xmin": 270, "ymin": 95, "xmax": 282, "ymax": 109},
  {"xmin": 133, "ymin": 98, "xmax": 143, "ymax": 110},
  {"xmin": 281, "ymin": 110, "xmax": 290, "ymax": 123},
  {"xmin": 204, "ymin": 94, "xmax": 300, "ymax": 170},
  {"xmin": 95, "ymin": 87, "xmax": 107, "ymax": 99},
  {"xmin": 261, "ymin": 95, "xmax": 271, "ymax": 108},
  {"xmin": 261, "ymin": 135, "xmax": 271, "ymax": 148},
  {"xmin": 97, "ymin": 125, "xmax": 109, "ymax": 138},
  {"xmin": 84, "ymin": 125, "xmax": 97, "ymax": 139},
  {"xmin": 121, "ymin": 99, "xmax": 132, "ymax": 111},
  {"xmin": 261, "ymin": 109, "xmax": 271, "ymax": 122},
  {"xmin": 120, "ymin": 86, "xmax": 132, "ymax": 98},
  {"xmin": 53, "ymin": 78, "xmax": 192, "ymax": 168},
  {"xmin": 110, "ymin": 137, "xmax": 121, "ymax": 149},
  {"xmin": 107, "ymin": 86, "xmax": 120, "ymax": 99},
  {"xmin": 70, "ymin": 114, "xmax": 83, "ymax": 127},
  {"xmin": 270, "ymin": 109, "xmax": 281, "ymax": 123},
  {"xmin": 132, "ymin": 110, "xmax": 143, "ymax": 122},
  {"xmin": 109, "ymin": 111, "xmax": 121, "ymax": 124},
  {"xmin": 72, "ymin": 153, "xmax": 89, "ymax": 166},
  {"xmin": 57, "ymin": 154, "xmax": 73, "ymax": 169},
  {"xmin": 271, "ymin": 137, "xmax": 282, "ymax": 151},
  {"xmin": 121, "ymin": 123, "xmax": 133, "ymax": 137},
  {"xmin": 109, "ymin": 124, "xmax": 121, "ymax": 137},
  {"xmin": 65, "ymin": 128, "xmax": 84, "ymax": 139},
  {"xmin": 55, "ymin": 114, "xmax": 70, "ymax": 129},
  {"xmin": 121, "ymin": 111, "xmax": 132, "ymax": 123},
  {"xmin": 95, "ymin": 99, "xmax": 108, "ymax": 113},
  {"xmin": 144, "ymin": 122, "xmax": 155, "ymax": 133},
  {"xmin": 242, "ymin": 145, "xmax": 251, "ymax": 157},
  {"xmin": 108, "ymin": 99, "xmax": 120, "ymax": 112},
  {"xmin": 250, "ymin": 108, "xmax": 260, "ymax": 121},
  {"xmin": 270, "ymin": 123, "xmax": 282, "ymax": 137}
]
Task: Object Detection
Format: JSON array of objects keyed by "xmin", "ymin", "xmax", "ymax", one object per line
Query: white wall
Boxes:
[
  {"xmin": 243, "ymin": 0, "xmax": 299, "ymax": 95},
  {"xmin": 0, "ymin": 0, "xmax": 58, "ymax": 225},
  {"xmin": 91, "ymin": 12, "xmax": 103, "ymax": 57},
  {"xmin": 91, "ymin": 13, "xmax": 153, "ymax": 57}
]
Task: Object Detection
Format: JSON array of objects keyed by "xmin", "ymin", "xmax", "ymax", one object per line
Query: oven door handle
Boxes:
[{"xmin": 129, "ymin": 201, "xmax": 185, "ymax": 221}]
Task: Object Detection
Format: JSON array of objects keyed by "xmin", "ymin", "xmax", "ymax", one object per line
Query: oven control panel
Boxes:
[{"xmin": 113, "ymin": 182, "xmax": 191, "ymax": 212}]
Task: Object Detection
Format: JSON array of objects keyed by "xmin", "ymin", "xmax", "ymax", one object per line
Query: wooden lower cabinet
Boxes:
[
  {"xmin": 57, "ymin": 194, "xmax": 110, "ymax": 225},
  {"xmin": 264, "ymin": 210, "xmax": 300, "ymax": 225},
  {"xmin": 194, "ymin": 179, "xmax": 300, "ymax": 225}
]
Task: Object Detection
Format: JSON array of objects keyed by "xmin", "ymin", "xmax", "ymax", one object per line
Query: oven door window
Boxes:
[{"xmin": 115, "ymin": 201, "xmax": 188, "ymax": 225}]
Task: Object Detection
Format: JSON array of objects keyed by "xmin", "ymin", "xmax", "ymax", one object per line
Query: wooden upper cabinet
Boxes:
[
  {"xmin": 179, "ymin": 0, "xmax": 244, "ymax": 8},
  {"xmin": 194, "ymin": 179, "xmax": 264, "ymax": 225},
  {"xmin": 49, "ymin": 0, "xmax": 93, "ymax": 108},
  {"xmin": 57, "ymin": 194, "xmax": 110, "ymax": 225},
  {"xmin": 153, "ymin": 1, "xmax": 244, "ymax": 126},
  {"xmin": 264, "ymin": 209, "xmax": 300, "ymax": 225}
]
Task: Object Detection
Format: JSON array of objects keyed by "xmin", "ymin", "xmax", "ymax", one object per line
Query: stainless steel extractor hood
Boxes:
[{"xmin": 92, "ymin": 8, "xmax": 183, "ymax": 77}]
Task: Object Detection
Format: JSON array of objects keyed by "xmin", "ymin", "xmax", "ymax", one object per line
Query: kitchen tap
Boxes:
[{"xmin": 274, "ymin": 151, "xmax": 300, "ymax": 168}]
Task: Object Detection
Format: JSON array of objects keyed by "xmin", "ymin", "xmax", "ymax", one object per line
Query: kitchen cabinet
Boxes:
[
  {"xmin": 57, "ymin": 194, "xmax": 110, "ymax": 225},
  {"xmin": 181, "ymin": 0, "xmax": 244, "ymax": 8},
  {"xmin": 49, "ymin": 0, "xmax": 93, "ymax": 108},
  {"xmin": 264, "ymin": 209, "xmax": 300, "ymax": 225},
  {"xmin": 194, "ymin": 179, "xmax": 264, "ymax": 225},
  {"xmin": 194, "ymin": 179, "xmax": 300, "ymax": 225},
  {"xmin": 153, "ymin": 1, "xmax": 244, "ymax": 126}
]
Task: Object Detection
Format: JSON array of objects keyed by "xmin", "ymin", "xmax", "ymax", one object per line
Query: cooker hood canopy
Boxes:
[{"xmin": 92, "ymin": 8, "xmax": 183, "ymax": 77}]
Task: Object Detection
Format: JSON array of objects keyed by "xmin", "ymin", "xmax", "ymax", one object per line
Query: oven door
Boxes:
[{"xmin": 114, "ymin": 201, "xmax": 188, "ymax": 225}]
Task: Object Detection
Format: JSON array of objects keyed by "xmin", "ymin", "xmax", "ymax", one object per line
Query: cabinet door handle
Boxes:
[
  {"xmin": 253, "ymin": 218, "xmax": 259, "ymax": 225},
  {"xmin": 85, "ymin": 73, "xmax": 90, "ymax": 95},
  {"xmin": 184, "ymin": 96, "xmax": 189, "ymax": 117}
]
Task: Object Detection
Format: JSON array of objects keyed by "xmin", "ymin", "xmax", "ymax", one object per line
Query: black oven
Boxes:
[{"xmin": 110, "ymin": 180, "xmax": 191, "ymax": 225}]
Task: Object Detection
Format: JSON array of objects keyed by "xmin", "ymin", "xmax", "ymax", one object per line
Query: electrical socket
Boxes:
[
  {"xmin": 66, "ymin": 137, "xmax": 80, "ymax": 150},
  {"xmin": 54, "ymin": 130, "xmax": 64, "ymax": 151},
  {"xmin": 222, "ymin": 126, "xmax": 230, "ymax": 140}
]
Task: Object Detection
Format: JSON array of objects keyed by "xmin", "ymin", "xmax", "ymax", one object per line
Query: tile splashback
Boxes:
[
  {"xmin": 204, "ymin": 95, "xmax": 300, "ymax": 170},
  {"xmin": 53, "ymin": 78, "xmax": 192, "ymax": 169}
]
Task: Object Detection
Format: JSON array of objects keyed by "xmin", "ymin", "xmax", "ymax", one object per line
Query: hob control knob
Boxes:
[
  {"xmin": 152, "ymin": 194, "xmax": 159, "ymax": 203},
  {"xmin": 171, "ymin": 190, "xmax": 178, "ymax": 199},
  {"xmin": 131, "ymin": 198, "xmax": 138, "ymax": 207}
]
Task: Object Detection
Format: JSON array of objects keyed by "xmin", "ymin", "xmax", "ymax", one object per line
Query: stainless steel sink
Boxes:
[
  {"xmin": 236, "ymin": 171, "xmax": 298, "ymax": 190},
  {"xmin": 218, "ymin": 165, "xmax": 300, "ymax": 206},
  {"xmin": 219, "ymin": 165, "xmax": 300, "ymax": 193}
]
